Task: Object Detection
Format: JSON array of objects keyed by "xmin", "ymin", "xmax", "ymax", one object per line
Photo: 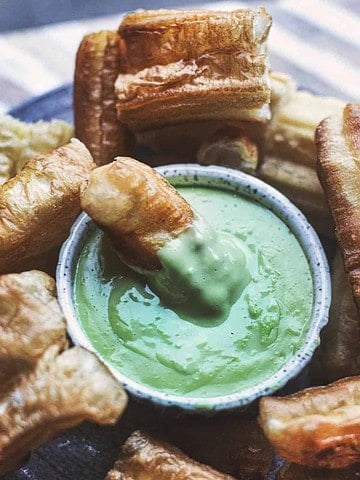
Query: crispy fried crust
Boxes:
[
  {"xmin": 0, "ymin": 114, "xmax": 73, "ymax": 184},
  {"xmin": 81, "ymin": 157, "xmax": 194, "ymax": 270},
  {"xmin": 197, "ymin": 127, "xmax": 258, "ymax": 174},
  {"xmin": 115, "ymin": 8, "xmax": 271, "ymax": 131},
  {"xmin": 259, "ymin": 376, "xmax": 360, "ymax": 468},
  {"xmin": 0, "ymin": 270, "xmax": 67, "ymax": 393},
  {"xmin": 259, "ymin": 90, "xmax": 344, "ymax": 237},
  {"xmin": 312, "ymin": 252, "xmax": 360, "ymax": 382},
  {"xmin": 106, "ymin": 430, "xmax": 235, "ymax": 480},
  {"xmin": 317, "ymin": 103, "xmax": 360, "ymax": 308},
  {"xmin": 276, "ymin": 462, "xmax": 360, "ymax": 480},
  {"xmin": 0, "ymin": 346, "xmax": 127, "ymax": 475},
  {"xmin": 74, "ymin": 31, "xmax": 133, "ymax": 165},
  {"xmin": 0, "ymin": 138, "xmax": 95, "ymax": 273},
  {"xmin": 119, "ymin": 8, "xmax": 271, "ymax": 72}
]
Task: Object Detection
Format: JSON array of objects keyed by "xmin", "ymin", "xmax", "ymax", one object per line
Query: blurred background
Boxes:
[
  {"xmin": 0, "ymin": 0, "xmax": 204, "ymax": 31},
  {"xmin": 0, "ymin": 0, "xmax": 358, "ymax": 113}
]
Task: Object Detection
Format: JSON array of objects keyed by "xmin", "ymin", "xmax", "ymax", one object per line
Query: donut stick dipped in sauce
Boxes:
[{"xmin": 81, "ymin": 157, "xmax": 251, "ymax": 320}]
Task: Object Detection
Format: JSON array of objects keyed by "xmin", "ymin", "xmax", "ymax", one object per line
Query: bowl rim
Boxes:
[{"xmin": 56, "ymin": 163, "xmax": 331, "ymax": 412}]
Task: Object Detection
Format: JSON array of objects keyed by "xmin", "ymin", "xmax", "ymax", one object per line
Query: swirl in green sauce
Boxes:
[{"xmin": 74, "ymin": 186, "xmax": 313, "ymax": 398}]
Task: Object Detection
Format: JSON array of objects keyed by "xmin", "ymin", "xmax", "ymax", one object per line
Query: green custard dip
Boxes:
[{"xmin": 74, "ymin": 186, "xmax": 314, "ymax": 398}]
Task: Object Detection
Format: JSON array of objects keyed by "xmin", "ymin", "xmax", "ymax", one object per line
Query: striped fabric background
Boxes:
[{"xmin": 0, "ymin": 0, "xmax": 358, "ymax": 115}]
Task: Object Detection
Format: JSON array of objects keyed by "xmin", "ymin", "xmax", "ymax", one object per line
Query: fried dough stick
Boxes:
[
  {"xmin": 81, "ymin": 157, "xmax": 193, "ymax": 270},
  {"xmin": 74, "ymin": 31, "xmax": 133, "ymax": 165},
  {"xmin": 259, "ymin": 376, "xmax": 360, "ymax": 469},
  {"xmin": 106, "ymin": 430, "xmax": 235, "ymax": 480},
  {"xmin": 259, "ymin": 90, "xmax": 344, "ymax": 237},
  {"xmin": 115, "ymin": 8, "xmax": 272, "ymax": 131},
  {"xmin": 276, "ymin": 461, "xmax": 360, "ymax": 479},
  {"xmin": 312, "ymin": 252, "xmax": 360, "ymax": 382},
  {"xmin": 0, "ymin": 138, "xmax": 95, "ymax": 273},
  {"xmin": 0, "ymin": 114, "xmax": 73, "ymax": 184},
  {"xmin": 0, "ymin": 270, "xmax": 67, "ymax": 394},
  {"xmin": 0, "ymin": 346, "xmax": 127, "ymax": 476},
  {"xmin": 317, "ymin": 103, "xmax": 360, "ymax": 307}
]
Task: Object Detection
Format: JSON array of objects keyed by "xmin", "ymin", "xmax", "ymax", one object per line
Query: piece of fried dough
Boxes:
[
  {"xmin": 0, "ymin": 138, "xmax": 95, "ymax": 273},
  {"xmin": 260, "ymin": 90, "xmax": 344, "ymax": 237},
  {"xmin": 106, "ymin": 430, "xmax": 235, "ymax": 480},
  {"xmin": 317, "ymin": 103, "xmax": 360, "ymax": 307},
  {"xmin": 0, "ymin": 270, "xmax": 67, "ymax": 393},
  {"xmin": 81, "ymin": 157, "xmax": 194, "ymax": 270},
  {"xmin": 312, "ymin": 252, "xmax": 360, "ymax": 382},
  {"xmin": 197, "ymin": 127, "xmax": 258, "ymax": 174},
  {"xmin": 74, "ymin": 31, "xmax": 133, "ymax": 165},
  {"xmin": 115, "ymin": 8, "xmax": 271, "ymax": 131},
  {"xmin": 259, "ymin": 376, "xmax": 360, "ymax": 468},
  {"xmin": 0, "ymin": 346, "xmax": 127, "ymax": 475},
  {"xmin": 276, "ymin": 461, "xmax": 360, "ymax": 479},
  {"xmin": 0, "ymin": 114, "xmax": 73, "ymax": 184}
]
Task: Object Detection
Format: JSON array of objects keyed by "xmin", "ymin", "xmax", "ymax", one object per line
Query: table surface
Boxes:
[{"xmin": 0, "ymin": 0, "xmax": 359, "ymax": 115}]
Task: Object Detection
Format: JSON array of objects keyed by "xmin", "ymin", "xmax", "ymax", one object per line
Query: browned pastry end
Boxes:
[
  {"xmin": 115, "ymin": 8, "xmax": 272, "ymax": 131},
  {"xmin": 197, "ymin": 127, "xmax": 258, "ymax": 174},
  {"xmin": 259, "ymin": 376, "xmax": 360, "ymax": 469},
  {"xmin": 74, "ymin": 31, "xmax": 133, "ymax": 165},
  {"xmin": 81, "ymin": 157, "xmax": 194, "ymax": 270},
  {"xmin": 106, "ymin": 430, "xmax": 236, "ymax": 480},
  {"xmin": 0, "ymin": 346, "xmax": 127, "ymax": 476},
  {"xmin": 317, "ymin": 103, "xmax": 360, "ymax": 308},
  {"xmin": 0, "ymin": 138, "xmax": 95, "ymax": 274},
  {"xmin": 0, "ymin": 270, "xmax": 67, "ymax": 394},
  {"xmin": 276, "ymin": 461, "xmax": 360, "ymax": 480}
]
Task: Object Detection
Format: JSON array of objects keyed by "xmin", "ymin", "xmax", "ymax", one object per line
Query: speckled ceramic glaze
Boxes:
[{"xmin": 57, "ymin": 164, "xmax": 331, "ymax": 413}]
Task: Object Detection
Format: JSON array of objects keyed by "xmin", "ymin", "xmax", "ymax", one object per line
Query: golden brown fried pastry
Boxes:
[
  {"xmin": 259, "ymin": 90, "xmax": 344, "ymax": 236},
  {"xmin": 0, "ymin": 114, "xmax": 73, "ymax": 184},
  {"xmin": 106, "ymin": 430, "xmax": 235, "ymax": 480},
  {"xmin": 317, "ymin": 103, "xmax": 360, "ymax": 307},
  {"xmin": 312, "ymin": 252, "xmax": 360, "ymax": 382},
  {"xmin": 74, "ymin": 31, "xmax": 133, "ymax": 165},
  {"xmin": 269, "ymin": 70, "xmax": 297, "ymax": 115},
  {"xmin": 81, "ymin": 157, "xmax": 193, "ymax": 270},
  {"xmin": 115, "ymin": 8, "xmax": 272, "ymax": 131},
  {"xmin": 0, "ymin": 138, "xmax": 95, "ymax": 273},
  {"xmin": 197, "ymin": 127, "xmax": 258, "ymax": 174},
  {"xmin": 276, "ymin": 461, "xmax": 360, "ymax": 479},
  {"xmin": 259, "ymin": 376, "xmax": 360, "ymax": 469},
  {"xmin": 0, "ymin": 270, "xmax": 67, "ymax": 393},
  {"xmin": 0, "ymin": 346, "xmax": 127, "ymax": 475},
  {"xmin": 119, "ymin": 8, "xmax": 271, "ymax": 72}
]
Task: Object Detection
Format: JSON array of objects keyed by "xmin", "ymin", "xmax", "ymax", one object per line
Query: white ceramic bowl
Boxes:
[{"xmin": 57, "ymin": 164, "xmax": 331, "ymax": 413}]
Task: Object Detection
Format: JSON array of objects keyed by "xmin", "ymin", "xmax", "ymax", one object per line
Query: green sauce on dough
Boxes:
[
  {"xmin": 74, "ymin": 186, "xmax": 314, "ymax": 398},
  {"xmin": 147, "ymin": 215, "xmax": 251, "ymax": 321}
]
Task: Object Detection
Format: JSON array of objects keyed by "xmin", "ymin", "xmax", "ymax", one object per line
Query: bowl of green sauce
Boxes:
[{"xmin": 57, "ymin": 164, "xmax": 331, "ymax": 412}]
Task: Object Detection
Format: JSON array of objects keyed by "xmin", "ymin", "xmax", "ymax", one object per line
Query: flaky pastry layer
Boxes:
[
  {"xmin": 0, "ymin": 346, "xmax": 127, "ymax": 475},
  {"xmin": 259, "ymin": 376, "xmax": 360, "ymax": 468},
  {"xmin": 0, "ymin": 270, "xmax": 67, "ymax": 394},
  {"xmin": 74, "ymin": 31, "xmax": 133, "ymax": 165},
  {"xmin": 115, "ymin": 8, "xmax": 271, "ymax": 131},
  {"xmin": 119, "ymin": 8, "xmax": 271, "ymax": 72},
  {"xmin": 81, "ymin": 157, "xmax": 194, "ymax": 270},
  {"xmin": 0, "ymin": 138, "xmax": 95, "ymax": 273},
  {"xmin": 106, "ymin": 430, "xmax": 235, "ymax": 480}
]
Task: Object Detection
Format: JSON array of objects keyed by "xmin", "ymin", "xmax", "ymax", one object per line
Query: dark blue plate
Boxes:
[{"xmin": 9, "ymin": 84, "xmax": 73, "ymax": 123}]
